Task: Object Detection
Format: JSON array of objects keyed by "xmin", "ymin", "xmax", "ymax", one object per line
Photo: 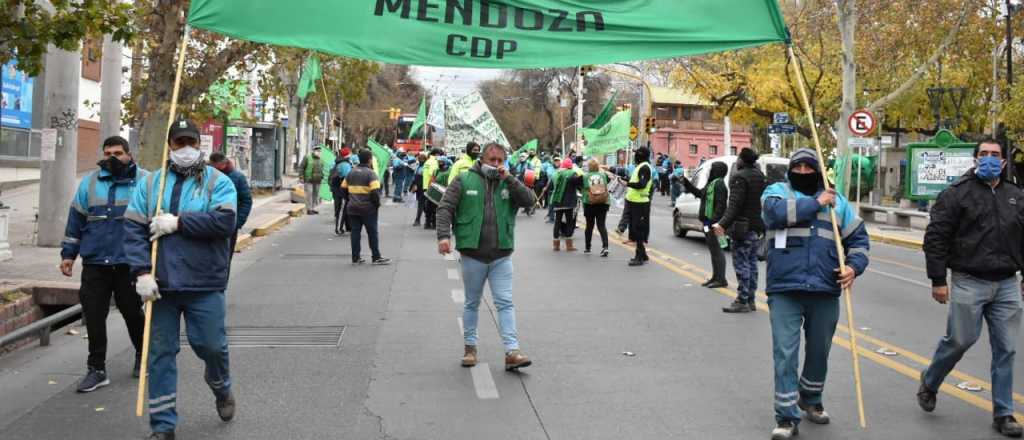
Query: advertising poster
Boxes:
[{"xmin": 1, "ymin": 61, "xmax": 33, "ymax": 129}]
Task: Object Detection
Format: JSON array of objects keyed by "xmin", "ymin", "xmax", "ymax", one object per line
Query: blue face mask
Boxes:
[{"xmin": 976, "ymin": 156, "xmax": 1003, "ymax": 182}]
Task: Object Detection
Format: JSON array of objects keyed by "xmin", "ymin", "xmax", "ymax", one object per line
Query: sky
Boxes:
[{"xmin": 412, "ymin": 66, "xmax": 504, "ymax": 97}]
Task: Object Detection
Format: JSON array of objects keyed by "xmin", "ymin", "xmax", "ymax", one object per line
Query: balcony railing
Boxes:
[{"xmin": 654, "ymin": 119, "xmax": 751, "ymax": 133}]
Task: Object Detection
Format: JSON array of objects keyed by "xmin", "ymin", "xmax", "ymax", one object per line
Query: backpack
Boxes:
[
  {"xmin": 588, "ymin": 174, "xmax": 609, "ymax": 204},
  {"xmin": 328, "ymin": 164, "xmax": 343, "ymax": 192}
]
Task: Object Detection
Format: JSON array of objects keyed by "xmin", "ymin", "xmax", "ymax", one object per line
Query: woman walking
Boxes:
[
  {"xmin": 582, "ymin": 159, "xmax": 613, "ymax": 257},
  {"xmin": 550, "ymin": 158, "xmax": 584, "ymax": 251},
  {"xmin": 680, "ymin": 161, "xmax": 729, "ymax": 288}
]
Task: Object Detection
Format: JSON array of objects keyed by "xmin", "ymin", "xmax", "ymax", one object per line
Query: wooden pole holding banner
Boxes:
[
  {"xmin": 787, "ymin": 45, "xmax": 868, "ymax": 429},
  {"xmin": 320, "ymin": 75, "xmax": 332, "ymax": 146},
  {"xmin": 136, "ymin": 22, "xmax": 192, "ymax": 418}
]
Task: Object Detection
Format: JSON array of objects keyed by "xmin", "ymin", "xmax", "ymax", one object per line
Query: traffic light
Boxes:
[
  {"xmin": 580, "ymin": 65, "xmax": 595, "ymax": 76},
  {"xmin": 644, "ymin": 117, "xmax": 657, "ymax": 133},
  {"xmin": 387, "ymin": 107, "xmax": 402, "ymax": 120}
]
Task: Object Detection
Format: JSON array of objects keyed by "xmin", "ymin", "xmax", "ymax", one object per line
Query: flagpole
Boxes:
[
  {"xmin": 788, "ymin": 45, "xmax": 867, "ymax": 429},
  {"xmin": 137, "ymin": 21, "xmax": 191, "ymax": 418},
  {"xmin": 320, "ymin": 76, "xmax": 331, "ymax": 147}
]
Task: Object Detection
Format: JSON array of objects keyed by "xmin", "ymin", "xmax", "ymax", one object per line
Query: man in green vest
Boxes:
[
  {"xmin": 625, "ymin": 147, "xmax": 654, "ymax": 266},
  {"xmin": 436, "ymin": 143, "xmax": 537, "ymax": 371},
  {"xmin": 298, "ymin": 145, "xmax": 324, "ymax": 215}
]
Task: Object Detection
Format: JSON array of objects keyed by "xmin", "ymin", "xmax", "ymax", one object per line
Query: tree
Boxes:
[
  {"xmin": 341, "ymin": 64, "xmax": 424, "ymax": 148},
  {"xmin": 1, "ymin": 0, "xmax": 134, "ymax": 75}
]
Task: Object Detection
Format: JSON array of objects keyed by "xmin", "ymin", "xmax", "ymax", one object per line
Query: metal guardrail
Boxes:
[{"xmin": 0, "ymin": 304, "xmax": 81, "ymax": 348}]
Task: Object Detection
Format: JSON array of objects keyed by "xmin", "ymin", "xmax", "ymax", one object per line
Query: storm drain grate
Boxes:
[
  {"xmin": 280, "ymin": 253, "xmax": 351, "ymax": 260},
  {"xmin": 180, "ymin": 326, "xmax": 345, "ymax": 348}
]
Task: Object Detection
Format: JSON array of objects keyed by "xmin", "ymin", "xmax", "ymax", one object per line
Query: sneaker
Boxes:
[
  {"xmin": 133, "ymin": 353, "xmax": 142, "ymax": 379},
  {"xmin": 705, "ymin": 280, "xmax": 728, "ymax": 289},
  {"xmin": 722, "ymin": 300, "xmax": 753, "ymax": 314},
  {"xmin": 994, "ymin": 416, "xmax": 1024, "ymax": 438},
  {"xmin": 797, "ymin": 400, "xmax": 830, "ymax": 424},
  {"xmin": 600, "ymin": 248, "xmax": 609, "ymax": 258},
  {"xmin": 748, "ymin": 301, "xmax": 759, "ymax": 312},
  {"xmin": 372, "ymin": 257, "xmax": 391, "ymax": 265},
  {"xmin": 148, "ymin": 432, "xmax": 175, "ymax": 440},
  {"xmin": 584, "ymin": 248, "xmax": 592, "ymax": 254},
  {"xmin": 352, "ymin": 258, "xmax": 366, "ymax": 265},
  {"xmin": 461, "ymin": 345, "xmax": 477, "ymax": 367},
  {"xmin": 216, "ymin": 391, "xmax": 236, "ymax": 422},
  {"xmin": 771, "ymin": 421, "xmax": 799, "ymax": 440},
  {"xmin": 917, "ymin": 371, "xmax": 936, "ymax": 412},
  {"xmin": 628, "ymin": 258, "xmax": 645, "ymax": 267},
  {"xmin": 412, "ymin": 221, "xmax": 421, "ymax": 227},
  {"xmin": 505, "ymin": 350, "xmax": 532, "ymax": 371},
  {"xmin": 76, "ymin": 368, "xmax": 109, "ymax": 393}
]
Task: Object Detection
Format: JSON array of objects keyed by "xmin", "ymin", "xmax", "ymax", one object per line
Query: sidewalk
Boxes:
[{"xmin": 0, "ymin": 176, "xmax": 303, "ymax": 286}]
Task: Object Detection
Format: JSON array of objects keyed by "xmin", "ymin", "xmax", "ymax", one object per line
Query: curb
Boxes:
[
  {"xmin": 251, "ymin": 214, "xmax": 293, "ymax": 237},
  {"xmin": 869, "ymin": 232, "xmax": 922, "ymax": 250},
  {"xmin": 288, "ymin": 206, "xmax": 305, "ymax": 217},
  {"xmin": 234, "ymin": 233, "xmax": 253, "ymax": 252}
]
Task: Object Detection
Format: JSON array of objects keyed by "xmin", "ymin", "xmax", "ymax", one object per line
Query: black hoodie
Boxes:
[{"xmin": 682, "ymin": 161, "xmax": 729, "ymax": 223}]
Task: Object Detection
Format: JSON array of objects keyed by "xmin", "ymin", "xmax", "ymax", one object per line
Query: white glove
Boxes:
[
  {"xmin": 136, "ymin": 274, "xmax": 160, "ymax": 301},
  {"xmin": 149, "ymin": 213, "xmax": 179, "ymax": 241}
]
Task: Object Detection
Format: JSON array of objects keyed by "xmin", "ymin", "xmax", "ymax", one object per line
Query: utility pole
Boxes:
[
  {"xmin": 37, "ymin": 44, "xmax": 82, "ymax": 247},
  {"xmin": 100, "ymin": 34, "xmax": 123, "ymax": 140},
  {"xmin": 1008, "ymin": 0, "xmax": 1015, "ymax": 88},
  {"xmin": 575, "ymin": 66, "xmax": 585, "ymax": 155}
]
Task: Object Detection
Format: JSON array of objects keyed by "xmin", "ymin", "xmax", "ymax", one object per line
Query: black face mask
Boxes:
[
  {"xmin": 98, "ymin": 156, "xmax": 130, "ymax": 177},
  {"xmin": 634, "ymin": 153, "xmax": 647, "ymax": 165},
  {"xmin": 788, "ymin": 171, "xmax": 821, "ymax": 196},
  {"xmin": 468, "ymin": 151, "xmax": 480, "ymax": 160}
]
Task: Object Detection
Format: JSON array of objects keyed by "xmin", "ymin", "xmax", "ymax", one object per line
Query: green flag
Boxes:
[
  {"xmin": 509, "ymin": 139, "xmax": 539, "ymax": 165},
  {"xmin": 409, "ymin": 96, "xmax": 427, "ymax": 138},
  {"xmin": 188, "ymin": 1, "xmax": 789, "ymax": 69},
  {"xmin": 582, "ymin": 109, "xmax": 631, "ymax": 156},
  {"xmin": 317, "ymin": 147, "xmax": 336, "ymax": 202},
  {"xmin": 296, "ymin": 54, "xmax": 321, "ymax": 100},
  {"xmin": 587, "ymin": 90, "xmax": 620, "ymax": 129},
  {"xmin": 367, "ymin": 139, "xmax": 393, "ymax": 180}
]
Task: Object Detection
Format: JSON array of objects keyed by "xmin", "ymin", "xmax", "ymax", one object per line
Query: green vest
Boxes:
[
  {"xmin": 625, "ymin": 162, "xmax": 652, "ymax": 203},
  {"xmin": 453, "ymin": 172, "xmax": 516, "ymax": 251},
  {"xmin": 304, "ymin": 155, "xmax": 323, "ymax": 181}
]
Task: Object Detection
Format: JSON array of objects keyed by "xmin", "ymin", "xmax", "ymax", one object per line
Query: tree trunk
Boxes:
[
  {"xmin": 837, "ymin": 0, "xmax": 858, "ymax": 198},
  {"xmin": 138, "ymin": 106, "xmax": 171, "ymax": 171},
  {"xmin": 286, "ymin": 94, "xmax": 299, "ymax": 175}
]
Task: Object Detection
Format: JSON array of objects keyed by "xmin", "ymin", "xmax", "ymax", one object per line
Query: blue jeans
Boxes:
[
  {"xmin": 461, "ymin": 256, "xmax": 519, "ymax": 351},
  {"xmin": 148, "ymin": 292, "xmax": 231, "ymax": 433},
  {"xmin": 732, "ymin": 231, "xmax": 760, "ymax": 303},
  {"xmin": 924, "ymin": 273, "xmax": 1022, "ymax": 417},
  {"xmin": 769, "ymin": 292, "xmax": 839, "ymax": 425},
  {"xmin": 349, "ymin": 212, "xmax": 381, "ymax": 261}
]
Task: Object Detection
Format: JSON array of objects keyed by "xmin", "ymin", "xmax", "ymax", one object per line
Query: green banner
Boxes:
[
  {"xmin": 367, "ymin": 139, "xmax": 393, "ymax": 180},
  {"xmin": 297, "ymin": 54, "xmax": 321, "ymax": 100},
  {"xmin": 582, "ymin": 109, "xmax": 631, "ymax": 156},
  {"xmin": 510, "ymin": 139, "xmax": 538, "ymax": 165},
  {"xmin": 587, "ymin": 90, "xmax": 619, "ymax": 129},
  {"xmin": 409, "ymin": 96, "xmax": 427, "ymax": 138},
  {"xmin": 188, "ymin": 1, "xmax": 789, "ymax": 69}
]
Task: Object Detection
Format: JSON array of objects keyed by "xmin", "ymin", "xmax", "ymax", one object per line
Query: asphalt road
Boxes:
[{"xmin": 0, "ymin": 193, "xmax": 1020, "ymax": 440}]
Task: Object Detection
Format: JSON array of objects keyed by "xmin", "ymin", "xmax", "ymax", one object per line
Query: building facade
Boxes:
[{"xmin": 646, "ymin": 86, "xmax": 752, "ymax": 169}]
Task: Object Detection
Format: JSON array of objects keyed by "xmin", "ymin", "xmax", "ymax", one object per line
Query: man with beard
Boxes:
[
  {"xmin": 60, "ymin": 135, "xmax": 146, "ymax": 392},
  {"xmin": 761, "ymin": 148, "xmax": 869, "ymax": 439}
]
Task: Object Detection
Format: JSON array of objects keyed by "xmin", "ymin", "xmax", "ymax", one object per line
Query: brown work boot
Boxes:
[
  {"xmin": 461, "ymin": 345, "xmax": 477, "ymax": 367},
  {"xmin": 552, "ymin": 240, "xmax": 561, "ymax": 251},
  {"xmin": 505, "ymin": 350, "xmax": 532, "ymax": 371},
  {"xmin": 565, "ymin": 239, "xmax": 577, "ymax": 252}
]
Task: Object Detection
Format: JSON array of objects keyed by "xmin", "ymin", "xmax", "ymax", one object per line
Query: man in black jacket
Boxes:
[
  {"xmin": 714, "ymin": 148, "xmax": 767, "ymax": 313},
  {"xmin": 918, "ymin": 138, "xmax": 1024, "ymax": 438},
  {"xmin": 341, "ymin": 149, "xmax": 390, "ymax": 265},
  {"xmin": 681, "ymin": 161, "xmax": 729, "ymax": 287}
]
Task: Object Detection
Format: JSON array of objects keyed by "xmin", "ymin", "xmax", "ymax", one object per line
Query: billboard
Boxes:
[{"xmin": 1, "ymin": 61, "xmax": 33, "ymax": 129}]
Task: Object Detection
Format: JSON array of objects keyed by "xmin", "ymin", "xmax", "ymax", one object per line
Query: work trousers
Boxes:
[
  {"xmin": 461, "ymin": 256, "xmax": 519, "ymax": 351},
  {"xmin": 769, "ymin": 292, "xmax": 839, "ymax": 425},
  {"xmin": 333, "ymin": 195, "xmax": 349, "ymax": 233},
  {"xmin": 303, "ymin": 182, "xmax": 321, "ymax": 212},
  {"xmin": 148, "ymin": 292, "xmax": 231, "ymax": 434},
  {"xmin": 923, "ymin": 273, "xmax": 1022, "ymax": 417},
  {"xmin": 553, "ymin": 208, "xmax": 575, "ymax": 239},
  {"xmin": 732, "ymin": 231, "xmax": 761, "ymax": 303},
  {"xmin": 79, "ymin": 264, "xmax": 144, "ymax": 371},
  {"xmin": 703, "ymin": 229, "xmax": 727, "ymax": 283},
  {"xmin": 583, "ymin": 203, "xmax": 609, "ymax": 250},
  {"xmin": 424, "ymin": 200, "xmax": 437, "ymax": 228},
  {"xmin": 349, "ymin": 211, "xmax": 382, "ymax": 261},
  {"xmin": 414, "ymin": 188, "xmax": 426, "ymax": 224}
]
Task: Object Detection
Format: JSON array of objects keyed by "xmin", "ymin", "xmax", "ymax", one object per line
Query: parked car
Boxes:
[{"xmin": 672, "ymin": 155, "xmax": 790, "ymax": 238}]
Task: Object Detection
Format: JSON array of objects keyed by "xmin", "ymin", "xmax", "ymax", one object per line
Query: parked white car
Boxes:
[{"xmin": 672, "ymin": 155, "xmax": 791, "ymax": 238}]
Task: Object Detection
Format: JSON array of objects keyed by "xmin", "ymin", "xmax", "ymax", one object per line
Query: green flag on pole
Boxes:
[
  {"xmin": 509, "ymin": 139, "xmax": 539, "ymax": 166},
  {"xmin": 188, "ymin": 1, "xmax": 789, "ymax": 69},
  {"xmin": 582, "ymin": 109, "xmax": 632, "ymax": 156},
  {"xmin": 587, "ymin": 91, "xmax": 620, "ymax": 129},
  {"xmin": 409, "ymin": 96, "xmax": 427, "ymax": 138},
  {"xmin": 367, "ymin": 139, "xmax": 393, "ymax": 180},
  {"xmin": 296, "ymin": 54, "xmax": 321, "ymax": 100}
]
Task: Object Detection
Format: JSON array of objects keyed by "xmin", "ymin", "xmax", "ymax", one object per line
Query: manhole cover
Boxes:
[
  {"xmin": 180, "ymin": 326, "xmax": 345, "ymax": 348},
  {"xmin": 281, "ymin": 253, "xmax": 351, "ymax": 259}
]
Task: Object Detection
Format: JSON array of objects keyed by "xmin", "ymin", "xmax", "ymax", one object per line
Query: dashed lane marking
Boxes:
[
  {"xmin": 444, "ymin": 253, "xmax": 457, "ymax": 261},
  {"xmin": 447, "ymin": 268, "xmax": 460, "ymax": 280},
  {"xmin": 470, "ymin": 363, "xmax": 500, "ymax": 400},
  {"xmin": 451, "ymin": 289, "xmax": 465, "ymax": 304}
]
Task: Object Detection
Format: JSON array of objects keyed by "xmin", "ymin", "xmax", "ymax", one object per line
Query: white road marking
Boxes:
[
  {"xmin": 867, "ymin": 268, "xmax": 931, "ymax": 288},
  {"xmin": 451, "ymin": 289, "xmax": 465, "ymax": 304},
  {"xmin": 470, "ymin": 363, "xmax": 500, "ymax": 400},
  {"xmin": 447, "ymin": 268, "xmax": 460, "ymax": 280},
  {"xmin": 444, "ymin": 253, "xmax": 457, "ymax": 261}
]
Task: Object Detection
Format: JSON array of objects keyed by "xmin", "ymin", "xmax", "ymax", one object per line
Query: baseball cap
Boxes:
[{"xmin": 167, "ymin": 119, "xmax": 200, "ymax": 141}]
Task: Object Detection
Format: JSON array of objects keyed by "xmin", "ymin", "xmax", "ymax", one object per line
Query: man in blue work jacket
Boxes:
[
  {"xmin": 61, "ymin": 135, "xmax": 147, "ymax": 393},
  {"xmin": 124, "ymin": 119, "xmax": 238, "ymax": 440},
  {"xmin": 761, "ymin": 148, "xmax": 870, "ymax": 440},
  {"xmin": 208, "ymin": 152, "xmax": 252, "ymax": 258}
]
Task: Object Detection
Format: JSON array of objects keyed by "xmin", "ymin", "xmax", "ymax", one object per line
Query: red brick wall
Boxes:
[{"xmin": 0, "ymin": 295, "xmax": 45, "ymax": 352}]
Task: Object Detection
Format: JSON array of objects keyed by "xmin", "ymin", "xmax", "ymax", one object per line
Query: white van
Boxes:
[{"xmin": 672, "ymin": 155, "xmax": 791, "ymax": 238}]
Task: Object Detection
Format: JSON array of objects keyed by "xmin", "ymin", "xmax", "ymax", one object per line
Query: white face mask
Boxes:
[{"xmin": 170, "ymin": 146, "xmax": 202, "ymax": 167}]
